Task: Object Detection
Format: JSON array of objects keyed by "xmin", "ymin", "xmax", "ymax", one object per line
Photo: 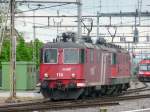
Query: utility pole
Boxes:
[
  {"xmin": 97, "ymin": 0, "xmax": 101, "ymax": 38},
  {"xmin": 97, "ymin": 13, "xmax": 100, "ymax": 38},
  {"xmin": 6, "ymin": 0, "xmax": 18, "ymax": 103},
  {"xmin": 27, "ymin": 4, "xmax": 37, "ymax": 66},
  {"xmin": 32, "ymin": 10, "xmax": 37, "ymax": 85},
  {"xmin": 33, "ymin": 10, "xmax": 36, "ymax": 65},
  {"xmin": 32, "ymin": 10, "xmax": 37, "ymax": 88},
  {"xmin": 10, "ymin": 0, "xmax": 16, "ymax": 100},
  {"xmin": 53, "ymin": 10, "xmax": 63, "ymax": 41},
  {"xmin": 138, "ymin": 0, "xmax": 142, "ymax": 25},
  {"xmin": 77, "ymin": 0, "xmax": 82, "ymax": 39}
]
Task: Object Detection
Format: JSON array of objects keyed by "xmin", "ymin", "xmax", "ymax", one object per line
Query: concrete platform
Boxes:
[
  {"xmin": 0, "ymin": 90, "xmax": 44, "ymax": 103},
  {"xmin": 0, "ymin": 91, "xmax": 43, "ymax": 98}
]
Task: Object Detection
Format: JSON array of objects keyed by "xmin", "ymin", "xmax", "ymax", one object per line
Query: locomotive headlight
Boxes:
[
  {"xmin": 139, "ymin": 71, "xmax": 143, "ymax": 74},
  {"xmin": 71, "ymin": 73, "xmax": 76, "ymax": 78},
  {"xmin": 44, "ymin": 73, "xmax": 49, "ymax": 78}
]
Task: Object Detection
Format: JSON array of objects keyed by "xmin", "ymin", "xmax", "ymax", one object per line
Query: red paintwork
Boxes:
[
  {"xmin": 138, "ymin": 59, "xmax": 150, "ymax": 78},
  {"xmin": 40, "ymin": 46, "xmax": 131, "ymax": 89},
  {"xmin": 40, "ymin": 64, "xmax": 84, "ymax": 88},
  {"xmin": 40, "ymin": 64, "xmax": 84, "ymax": 80},
  {"xmin": 140, "ymin": 59, "xmax": 150, "ymax": 64},
  {"xmin": 111, "ymin": 65, "xmax": 118, "ymax": 77},
  {"xmin": 82, "ymin": 49, "xmax": 130, "ymax": 85},
  {"xmin": 139, "ymin": 71, "xmax": 150, "ymax": 76}
]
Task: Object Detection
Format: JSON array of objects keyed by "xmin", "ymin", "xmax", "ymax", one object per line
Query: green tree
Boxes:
[
  {"xmin": 35, "ymin": 39, "xmax": 43, "ymax": 68},
  {"xmin": 0, "ymin": 33, "xmax": 44, "ymax": 69},
  {"xmin": 28, "ymin": 39, "xmax": 43, "ymax": 68},
  {"xmin": 0, "ymin": 37, "xmax": 10, "ymax": 68},
  {"xmin": 0, "ymin": 37, "xmax": 10, "ymax": 61},
  {"xmin": 16, "ymin": 36, "xmax": 31, "ymax": 61}
]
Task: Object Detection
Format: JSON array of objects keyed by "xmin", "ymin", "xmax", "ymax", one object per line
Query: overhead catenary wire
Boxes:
[
  {"xmin": 16, "ymin": 3, "xmax": 72, "ymax": 14},
  {"xmin": 6, "ymin": 0, "xmax": 150, "ymax": 46},
  {"xmin": 14, "ymin": 18, "xmax": 150, "ymax": 35}
]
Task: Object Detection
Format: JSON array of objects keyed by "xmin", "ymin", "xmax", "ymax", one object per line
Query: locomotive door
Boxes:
[{"xmin": 101, "ymin": 53, "xmax": 109, "ymax": 85}]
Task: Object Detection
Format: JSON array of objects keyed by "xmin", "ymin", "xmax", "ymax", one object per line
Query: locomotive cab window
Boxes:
[
  {"xmin": 139, "ymin": 64, "xmax": 147, "ymax": 71},
  {"xmin": 64, "ymin": 48, "xmax": 79, "ymax": 64},
  {"xmin": 44, "ymin": 48, "xmax": 57, "ymax": 63},
  {"xmin": 139, "ymin": 64, "xmax": 150, "ymax": 71},
  {"xmin": 112, "ymin": 53, "xmax": 117, "ymax": 64},
  {"xmin": 148, "ymin": 65, "xmax": 150, "ymax": 71}
]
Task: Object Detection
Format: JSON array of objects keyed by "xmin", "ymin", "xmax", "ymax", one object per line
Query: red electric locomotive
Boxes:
[
  {"xmin": 138, "ymin": 59, "xmax": 150, "ymax": 82},
  {"xmin": 40, "ymin": 32, "xmax": 131, "ymax": 100}
]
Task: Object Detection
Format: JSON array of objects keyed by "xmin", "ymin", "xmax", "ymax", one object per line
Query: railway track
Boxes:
[
  {"xmin": 122, "ymin": 82, "xmax": 149, "ymax": 95},
  {"xmin": 0, "ymin": 93, "xmax": 150, "ymax": 112},
  {"xmin": 0, "ymin": 99, "xmax": 118, "ymax": 112},
  {"xmin": 0, "ymin": 82, "xmax": 149, "ymax": 112}
]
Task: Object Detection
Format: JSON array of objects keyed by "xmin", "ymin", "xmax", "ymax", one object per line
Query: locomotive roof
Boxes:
[
  {"xmin": 139, "ymin": 59, "xmax": 150, "ymax": 64},
  {"xmin": 43, "ymin": 42, "xmax": 128, "ymax": 53},
  {"xmin": 43, "ymin": 42, "xmax": 85, "ymax": 48}
]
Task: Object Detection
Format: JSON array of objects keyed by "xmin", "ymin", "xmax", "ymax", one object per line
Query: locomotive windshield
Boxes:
[
  {"xmin": 64, "ymin": 48, "xmax": 79, "ymax": 64},
  {"xmin": 139, "ymin": 64, "xmax": 150, "ymax": 71},
  {"xmin": 44, "ymin": 48, "xmax": 57, "ymax": 63}
]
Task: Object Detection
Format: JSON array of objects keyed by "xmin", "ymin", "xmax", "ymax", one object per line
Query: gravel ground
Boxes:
[
  {"xmin": 35, "ymin": 98, "xmax": 150, "ymax": 112},
  {"xmin": 0, "ymin": 81, "xmax": 149, "ymax": 112},
  {"xmin": 32, "ymin": 81, "xmax": 150, "ymax": 112}
]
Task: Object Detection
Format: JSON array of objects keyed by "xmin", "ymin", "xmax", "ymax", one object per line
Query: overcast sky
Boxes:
[{"xmin": 14, "ymin": 0, "xmax": 150, "ymax": 46}]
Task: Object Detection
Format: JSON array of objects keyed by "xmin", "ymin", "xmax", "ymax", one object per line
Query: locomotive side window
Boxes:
[
  {"xmin": 90, "ymin": 49, "xmax": 94, "ymax": 64},
  {"xmin": 80, "ymin": 49, "xmax": 85, "ymax": 64},
  {"xmin": 112, "ymin": 53, "xmax": 117, "ymax": 64},
  {"xmin": 98, "ymin": 51, "xmax": 101, "ymax": 63},
  {"xmin": 44, "ymin": 49, "xmax": 57, "ymax": 63},
  {"xmin": 64, "ymin": 48, "xmax": 79, "ymax": 64}
]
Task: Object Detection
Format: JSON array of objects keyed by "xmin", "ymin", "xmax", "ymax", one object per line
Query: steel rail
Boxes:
[
  {"xmin": 0, "ymin": 94, "xmax": 150, "ymax": 112},
  {"xmin": 0, "ymin": 83, "xmax": 149, "ymax": 112}
]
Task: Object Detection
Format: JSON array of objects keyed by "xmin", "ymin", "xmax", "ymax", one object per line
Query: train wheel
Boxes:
[
  {"xmin": 109, "ymin": 85, "xmax": 119, "ymax": 96},
  {"xmin": 105, "ymin": 85, "xmax": 115, "ymax": 96},
  {"xmin": 117, "ymin": 85, "xmax": 122, "ymax": 94},
  {"xmin": 41, "ymin": 88, "xmax": 50, "ymax": 98},
  {"xmin": 112, "ymin": 85, "xmax": 122, "ymax": 96},
  {"xmin": 101, "ymin": 86, "xmax": 107, "ymax": 96},
  {"xmin": 122, "ymin": 83, "xmax": 129, "ymax": 91},
  {"xmin": 91, "ymin": 92, "xmax": 97, "ymax": 98}
]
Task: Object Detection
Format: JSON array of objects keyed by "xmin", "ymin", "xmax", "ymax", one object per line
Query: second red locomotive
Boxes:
[
  {"xmin": 40, "ymin": 32, "xmax": 131, "ymax": 100},
  {"xmin": 138, "ymin": 58, "xmax": 150, "ymax": 82}
]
